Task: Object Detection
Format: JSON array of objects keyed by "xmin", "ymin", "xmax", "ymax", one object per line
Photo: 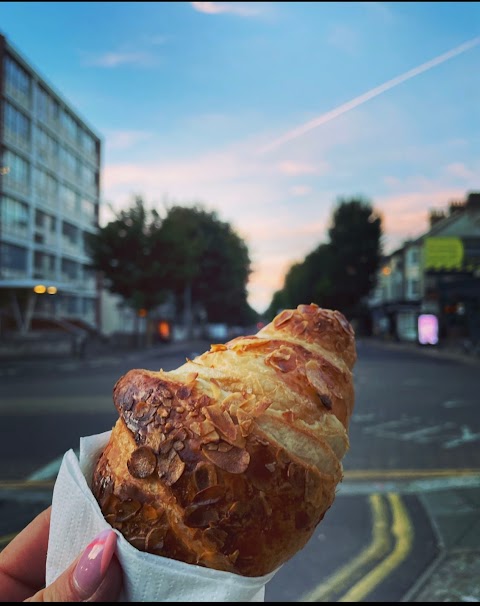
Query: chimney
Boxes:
[
  {"xmin": 429, "ymin": 209, "xmax": 447, "ymax": 228},
  {"xmin": 448, "ymin": 200, "xmax": 465, "ymax": 215},
  {"xmin": 466, "ymin": 192, "xmax": 480, "ymax": 211}
]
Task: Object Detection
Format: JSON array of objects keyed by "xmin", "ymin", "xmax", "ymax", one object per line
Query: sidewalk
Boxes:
[
  {"xmin": 0, "ymin": 336, "xmax": 211, "ymax": 367},
  {"xmin": 361, "ymin": 336, "xmax": 480, "ymax": 367},
  {"xmin": 403, "ymin": 487, "xmax": 480, "ymax": 602}
]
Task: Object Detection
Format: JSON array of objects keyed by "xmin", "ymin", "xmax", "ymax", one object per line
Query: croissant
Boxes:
[{"xmin": 92, "ymin": 303, "xmax": 356, "ymax": 577}]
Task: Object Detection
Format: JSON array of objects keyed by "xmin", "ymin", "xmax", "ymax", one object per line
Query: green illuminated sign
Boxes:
[{"xmin": 424, "ymin": 237, "xmax": 464, "ymax": 270}]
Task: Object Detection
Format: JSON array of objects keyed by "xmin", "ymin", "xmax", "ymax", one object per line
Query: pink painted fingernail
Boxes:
[{"xmin": 73, "ymin": 529, "xmax": 117, "ymax": 598}]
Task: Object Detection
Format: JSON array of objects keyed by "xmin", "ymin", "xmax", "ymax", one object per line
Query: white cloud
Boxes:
[
  {"xmin": 278, "ymin": 161, "xmax": 327, "ymax": 176},
  {"xmin": 326, "ymin": 24, "xmax": 359, "ymax": 55},
  {"xmin": 290, "ymin": 185, "xmax": 312, "ymax": 197},
  {"xmin": 191, "ymin": 2, "xmax": 262, "ymax": 17},
  {"xmin": 83, "ymin": 51, "xmax": 158, "ymax": 68},
  {"xmin": 105, "ymin": 130, "xmax": 153, "ymax": 151},
  {"xmin": 143, "ymin": 34, "xmax": 169, "ymax": 46},
  {"xmin": 383, "ymin": 176, "xmax": 402, "ymax": 188},
  {"xmin": 359, "ymin": 2, "xmax": 394, "ymax": 22}
]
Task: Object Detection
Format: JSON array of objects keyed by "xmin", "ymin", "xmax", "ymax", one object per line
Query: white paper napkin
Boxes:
[{"xmin": 45, "ymin": 431, "xmax": 278, "ymax": 602}]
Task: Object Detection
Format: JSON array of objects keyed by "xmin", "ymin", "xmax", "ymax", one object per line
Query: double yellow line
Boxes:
[
  {"xmin": 0, "ymin": 480, "xmax": 55, "ymax": 490},
  {"xmin": 301, "ymin": 493, "xmax": 413, "ymax": 602}
]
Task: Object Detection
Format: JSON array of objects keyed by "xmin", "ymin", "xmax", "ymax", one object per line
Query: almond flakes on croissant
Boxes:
[{"xmin": 92, "ymin": 303, "xmax": 356, "ymax": 577}]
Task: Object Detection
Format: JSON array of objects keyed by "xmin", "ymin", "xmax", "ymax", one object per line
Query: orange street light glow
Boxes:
[
  {"xmin": 382, "ymin": 267, "xmax": 392, "ymax": 276},
  {"xmin": 47, "ymin": 286, "xmax": 58, "ymax": 294},
  {"xmin": 33, "ymin": 284, "xmax": 47, "ymax": 294}
]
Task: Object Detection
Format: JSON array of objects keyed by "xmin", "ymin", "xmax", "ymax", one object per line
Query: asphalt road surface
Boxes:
[{"xmin": 0, "ymin": 340, "xmax": 478, "ymax": 601}]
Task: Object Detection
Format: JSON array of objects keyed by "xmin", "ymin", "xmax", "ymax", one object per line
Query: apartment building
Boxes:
[
  {"xmin": 0, "ymin": 34, "xmax": 101, "ymax": 331},
  {"xmin": 369, "ymin": 194, "xmax": 480, "ymax": 343}
]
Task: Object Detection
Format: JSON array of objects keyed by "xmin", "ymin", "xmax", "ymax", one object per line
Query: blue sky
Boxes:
[{"xmin": 1, "ymin": 2, "xmax": 479, "ymax": 312}]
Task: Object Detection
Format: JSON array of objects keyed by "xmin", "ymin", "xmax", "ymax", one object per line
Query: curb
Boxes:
[{"xmin": 360, "ymin": 338, "xmax": 480, "ymax": 367}]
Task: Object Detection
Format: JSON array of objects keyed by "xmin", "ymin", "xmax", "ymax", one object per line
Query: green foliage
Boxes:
[
  {"xmin": 328, "ymin": 197, "xmax": 382, "ymax": 313},
  {"xmin": 86, "ymin": 197, "xmax": 167, "ymax": 312},
  {"xmin": 267, "ymin": 197, "xmax": 382, "ymax": 317},
  {"xmin": 87, "ymin": 197, "xmax": 252, "ymax": 324},
  {"xmin": 161, "ymin": 205, "xmax": 252, "ymax": 324}
]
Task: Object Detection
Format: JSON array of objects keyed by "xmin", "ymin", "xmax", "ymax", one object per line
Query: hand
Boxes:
[{"xmin": 0, "ymin": 507, "xmax": 122, "ymax": 602}]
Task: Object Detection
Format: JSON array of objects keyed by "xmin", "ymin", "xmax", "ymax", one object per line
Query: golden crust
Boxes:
[{"xmin": 92, "ymin": 303, "xmax": 356, "ymax": 576}]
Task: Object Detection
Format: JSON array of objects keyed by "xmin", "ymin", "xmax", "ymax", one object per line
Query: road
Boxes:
[{"xmin": 0, "ymin": 340, "xmax": 479, "ymax": 601}]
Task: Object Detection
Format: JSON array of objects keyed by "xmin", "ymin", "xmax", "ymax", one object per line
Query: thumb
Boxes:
[{"xmin": 26, "ymin": 529, "xmax": 122, "ymax": 602}]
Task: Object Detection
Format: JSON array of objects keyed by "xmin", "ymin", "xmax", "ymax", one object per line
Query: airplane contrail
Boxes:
[{"xmin": 259, "ymin": 36, "xmax": 480, "ymax": 154}]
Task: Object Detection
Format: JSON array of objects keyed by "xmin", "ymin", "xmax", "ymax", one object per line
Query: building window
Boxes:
[
  {"xmin": 410, "ymin": 279, "xmax": 420, "ymax": 298},
  {"xmin": 4, "ymin": 102, "xmax": 31, "ymax": 149},
  {"xmin": 61, "ymin": 258, "xmax": 78, "ymax": 282},
  {"xmin": 34, "ymin": 251, "xmax": 56, "ymax": 280},
  {"xmin": 79, "ymin": 162, "xmax": 96, "ymax": 194},
  {"xmin": 2, "ymin": 149, "xmax": 29, "ymax": 194},
  {"xmin": 58, "ymin": 145, "xmax": 78, "ymax": 179},
  {"xmin": 4, "ymin": 56, "xmax": 31, "ymax": 108},
  {"xmin": 34, "ymin": 209, "xmax": 57, "ymax": 246},
  {"xmin": 62, "ymin": 221, "xmax": 79, "ymax": 253},
  {"xmin": 59, "ymin": 184, "xmax": 78, "ymax": 216},
  {"xmin": 0, "ymin": 242, "xmax": 28, "ymax": 278},
  {"xmin": 79, "ymin": 129, "xmax": 96, "ymax": 157},
  {"xmin": 408, "ymin": 248, "xmax": 419, "ymax": 265},
  {"xmin": 37, "ymin": 86, "xmax": 59, "ymax": 125},
  {"xmin": 34, "ymin": 168, "xmax": 58, "ymax": 208},
  {"xmin": 0, "ymin": 195, "xmax": 29, "ymax": 239},
  {"xmin": 81, "ymin": 197, "xmax": 96, "ymax": 225},
  {"xmin": 36, "ymin": 127, "xmax": 58, "ymax": 167},
  {"xmin": 60, "ymin": 109, "xmax": 78, "ymax": 142}
]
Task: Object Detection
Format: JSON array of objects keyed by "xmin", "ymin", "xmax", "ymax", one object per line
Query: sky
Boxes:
[{"xmin": 1, "ymin": 2, "xmax": 479, "ymax": 313}]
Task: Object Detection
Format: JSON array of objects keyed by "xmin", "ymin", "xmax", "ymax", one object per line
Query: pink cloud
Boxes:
[
  {"xmin": 290, "ymin": 185, "xmax": 313, "ymax": 197},
  {"xmin": 277, "ymin": 160, "xmax": 329, "ymax": 176},
  {"xmin": 191, "ymin": 2, "xmax": 261, "ymax": 17},
  {"xmin": 445, "ymin": 162, "xmax": 475, "ymax": 181},
  {"xmin": 377, "ymin": 188, "xmax": 466, "ymax": 250}
]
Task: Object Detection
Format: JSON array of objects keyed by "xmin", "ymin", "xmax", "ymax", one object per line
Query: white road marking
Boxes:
[
  {"xmin": 399, "ymin": 423, "xmax": 455, "ymax": 443},
  {"xmin": 444, "ymin": 426, "xmax": 480, "ymax": 449},
  {"xmin": 27, "ymin": 455, "xmax": 66, "ymax": 481},
  {"xmin": 443, "ymin": 399, "xmax": 470, "ymax": 408},
  {"xmin": 362, "ymin": 417, "xmax": 480, "ymax": 450}
]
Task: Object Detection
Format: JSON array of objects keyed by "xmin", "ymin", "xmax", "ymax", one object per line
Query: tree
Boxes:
[
  {"xmin": 266, "ymin": 197, "xmax": 382, "ymax": 318},
  {"xmin": 328, "ymin": 197, "xmax": 382, "ymax": 314},
  {"xmin": 86, "ymin": 197, "xmax": 168, "ymax": 338},
  {"xmin": 160, "ymin": 205, "xmax": 252, "ymax": 326},
  {"xmin": 88, "ymin": 198, "xmax": 253, "ymax": 339}
]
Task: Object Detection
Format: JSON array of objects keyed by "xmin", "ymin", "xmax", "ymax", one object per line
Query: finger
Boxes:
[
  {"xmin": 26, "ymin": 529, "xmax": 122, "ymax": 603},
  {"xmin": 0, "ymin": 507, "xmax": 51, "ymax": 600}
]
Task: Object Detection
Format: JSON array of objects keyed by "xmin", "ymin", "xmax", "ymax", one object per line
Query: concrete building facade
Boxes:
[{"xmin": 0, "ymin": 34, "xmax": 101, "ymax": 332}]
